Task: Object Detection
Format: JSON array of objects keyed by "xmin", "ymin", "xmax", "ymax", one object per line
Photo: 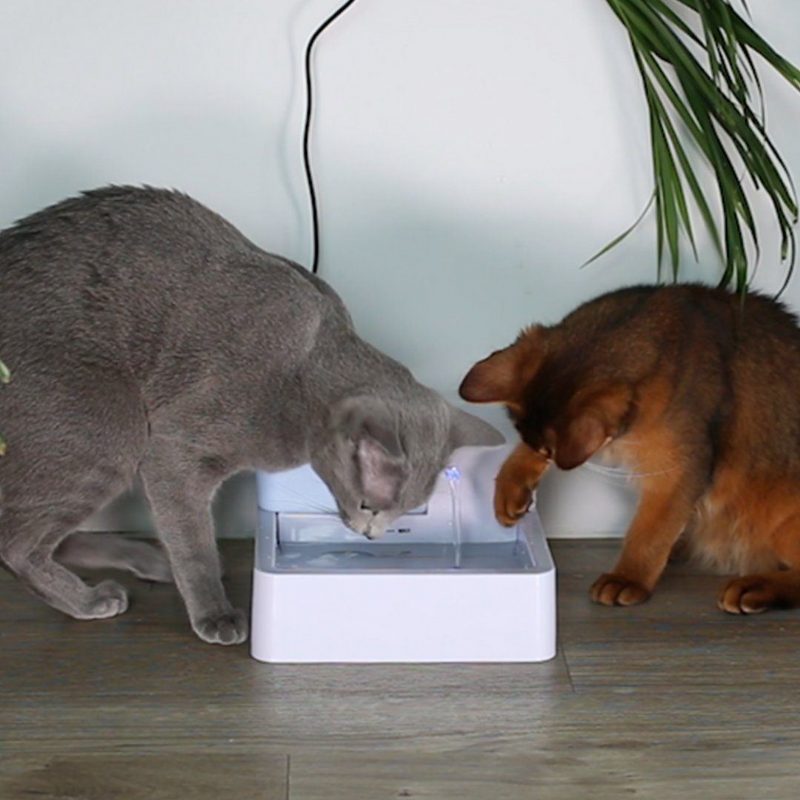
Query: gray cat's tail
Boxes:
[{"xmin": 56, "ymin": 532, "xmax": 173, "ymax": 583}]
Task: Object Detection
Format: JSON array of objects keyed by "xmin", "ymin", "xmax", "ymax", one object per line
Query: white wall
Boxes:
[{"xmin": 1, "ymin": 1, "xmax": 799, "ymax": 536}]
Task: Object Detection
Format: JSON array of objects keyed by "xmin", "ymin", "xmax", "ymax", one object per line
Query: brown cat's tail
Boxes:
[{"xmin": 55, "ymin": 532, "xmax": 173, "ymax": 584}]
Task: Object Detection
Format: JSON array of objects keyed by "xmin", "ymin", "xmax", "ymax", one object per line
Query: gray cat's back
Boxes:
[{"xmin": 0, "ymin": 186, "xmax": 349, "ymax": 390}]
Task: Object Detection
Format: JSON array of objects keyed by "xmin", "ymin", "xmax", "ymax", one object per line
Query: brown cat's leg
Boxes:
[
  {"xmin": 591, "ymin": 469, "xmax": 701, "ymax": 606},
  {"xmin": 140, "ymin": 445, "xmax": 247, "ymax": 645},
  {"xmin": 667, "ymin": 533, "xmax": 691, "ymax": 563},
  {"xmin": 718, "ymin": 518, "xmax": 800, "ymax": 614},
  {"xmin": 494, "ymin": 442, "xmax": 551, "ymax": 526}
]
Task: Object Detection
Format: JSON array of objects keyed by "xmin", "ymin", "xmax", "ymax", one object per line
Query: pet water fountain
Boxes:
[{"xmin": 251, "ymin": 443, "xmax": 556, "ymax": 663}]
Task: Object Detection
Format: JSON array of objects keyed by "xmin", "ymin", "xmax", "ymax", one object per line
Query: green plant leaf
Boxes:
[
  {"xmin": 600, "ymin": 0, "xmax": 800, "ymax": 290},
  {"xmin": 581, "ymin": 192, "xmax": 656, "ymax": 269},
  {"xmin": 635, "ymin": 49, "xmax": 723, "ymax": 257}
]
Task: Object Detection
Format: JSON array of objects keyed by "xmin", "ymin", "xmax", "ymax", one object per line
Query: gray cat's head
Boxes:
[{"xmin": 311, "ymin": 392, "xmax": 504, "ymax": 539}]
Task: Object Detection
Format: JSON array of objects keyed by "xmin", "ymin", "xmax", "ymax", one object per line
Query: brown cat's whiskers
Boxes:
[{"xmin": 583, "ymin": 460, "xmax": 681, "ymax": 482}]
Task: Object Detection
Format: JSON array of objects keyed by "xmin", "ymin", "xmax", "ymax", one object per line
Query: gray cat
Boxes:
[{"xmin": 0, "ymin": 187, "xmax": 502, "ymax": 645}]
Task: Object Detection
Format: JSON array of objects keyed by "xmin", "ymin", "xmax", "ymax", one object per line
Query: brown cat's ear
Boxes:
[
  {"xmin": 459, "ymin": 327, "xmax": 546, "ymax": 404},
  {"xmin": 553, "ymin": 414, "xmax": 608, "ymax": 470},
  {"xmin": 553, "ymin": 385, "xmax": 632, "ymax": 470}
]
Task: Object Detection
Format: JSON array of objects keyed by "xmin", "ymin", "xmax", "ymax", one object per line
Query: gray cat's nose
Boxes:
[
  {"xmin": 342, "ymin": 510, "xmax": 387, "ymax": 540},
  {"xmin": 342, "ymin": 513, "xmax": 370, "ymax": 537},
  {"xmin": 364, "ymin": 520, "xmax": 386, "ymax": 540}
]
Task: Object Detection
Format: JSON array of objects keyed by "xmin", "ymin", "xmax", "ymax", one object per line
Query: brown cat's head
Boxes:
[{"xmin": 459, "ymin": 326, "xmax": 633, "ymax": 470}]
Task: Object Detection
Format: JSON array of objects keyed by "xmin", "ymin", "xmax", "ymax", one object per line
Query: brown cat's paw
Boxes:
[
  {"xmin": 590, "ymin": 573, "xmax": 651, "ymax": 607},
  {"xmin": 717, "ymin": 576, "xmax": 795, "ymax": 615},
  {"xmin": 193, "ymin": 609, "xmax": 249, "ymax": 645},
  {"xmin": 86, "ymin": 580, "xmax": 129, "ymax": 619},
  {"xmin": 494, "ymin": 480, "xmax": 533, "ymax": 527}
]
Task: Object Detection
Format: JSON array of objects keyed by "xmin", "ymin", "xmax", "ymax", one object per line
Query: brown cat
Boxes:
[{"xmin": 460, "ymin": 283, "xmax": 800, "ymax": 615}]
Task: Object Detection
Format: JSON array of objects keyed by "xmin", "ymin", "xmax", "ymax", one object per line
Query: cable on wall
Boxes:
[{"xmin": 302, "ymin": 0, "xmax": 359, "ymax": 274}]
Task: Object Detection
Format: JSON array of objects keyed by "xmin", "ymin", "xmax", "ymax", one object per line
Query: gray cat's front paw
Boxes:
[
  {"xmin": 85, "ymin": 580, "xmax": 129, "ymax": 619},
  {"xmin": 193, "ymin": 609, "xmax": 248, "ymax": 645}
]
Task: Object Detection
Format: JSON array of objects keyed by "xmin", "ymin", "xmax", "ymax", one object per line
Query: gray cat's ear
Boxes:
[
  {"xmin": 448, "ymin": 406, "xmax": 505, "ymax": 449},
  {"xmin": 332, "ymin": 396, "xmax": 404, "ymax": 457},
  {"xmin": 332, "ymin": 396, "xmax": 408, "ymax": 505}
]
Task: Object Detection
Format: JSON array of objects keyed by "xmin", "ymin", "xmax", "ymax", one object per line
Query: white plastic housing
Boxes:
[{"xmin": 251, "ymin": 445, "xmax": 556, "ymax": 663}]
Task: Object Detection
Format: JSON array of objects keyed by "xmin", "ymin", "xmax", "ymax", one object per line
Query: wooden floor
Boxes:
[{"xmin": 2, "ymin": 539, "xmax": 800, "ymax": 799}]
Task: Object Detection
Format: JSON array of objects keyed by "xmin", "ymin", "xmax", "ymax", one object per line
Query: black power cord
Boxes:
[{"xmin": 302, "ymin": 0, "xmax": 359, "ymax": 274}]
